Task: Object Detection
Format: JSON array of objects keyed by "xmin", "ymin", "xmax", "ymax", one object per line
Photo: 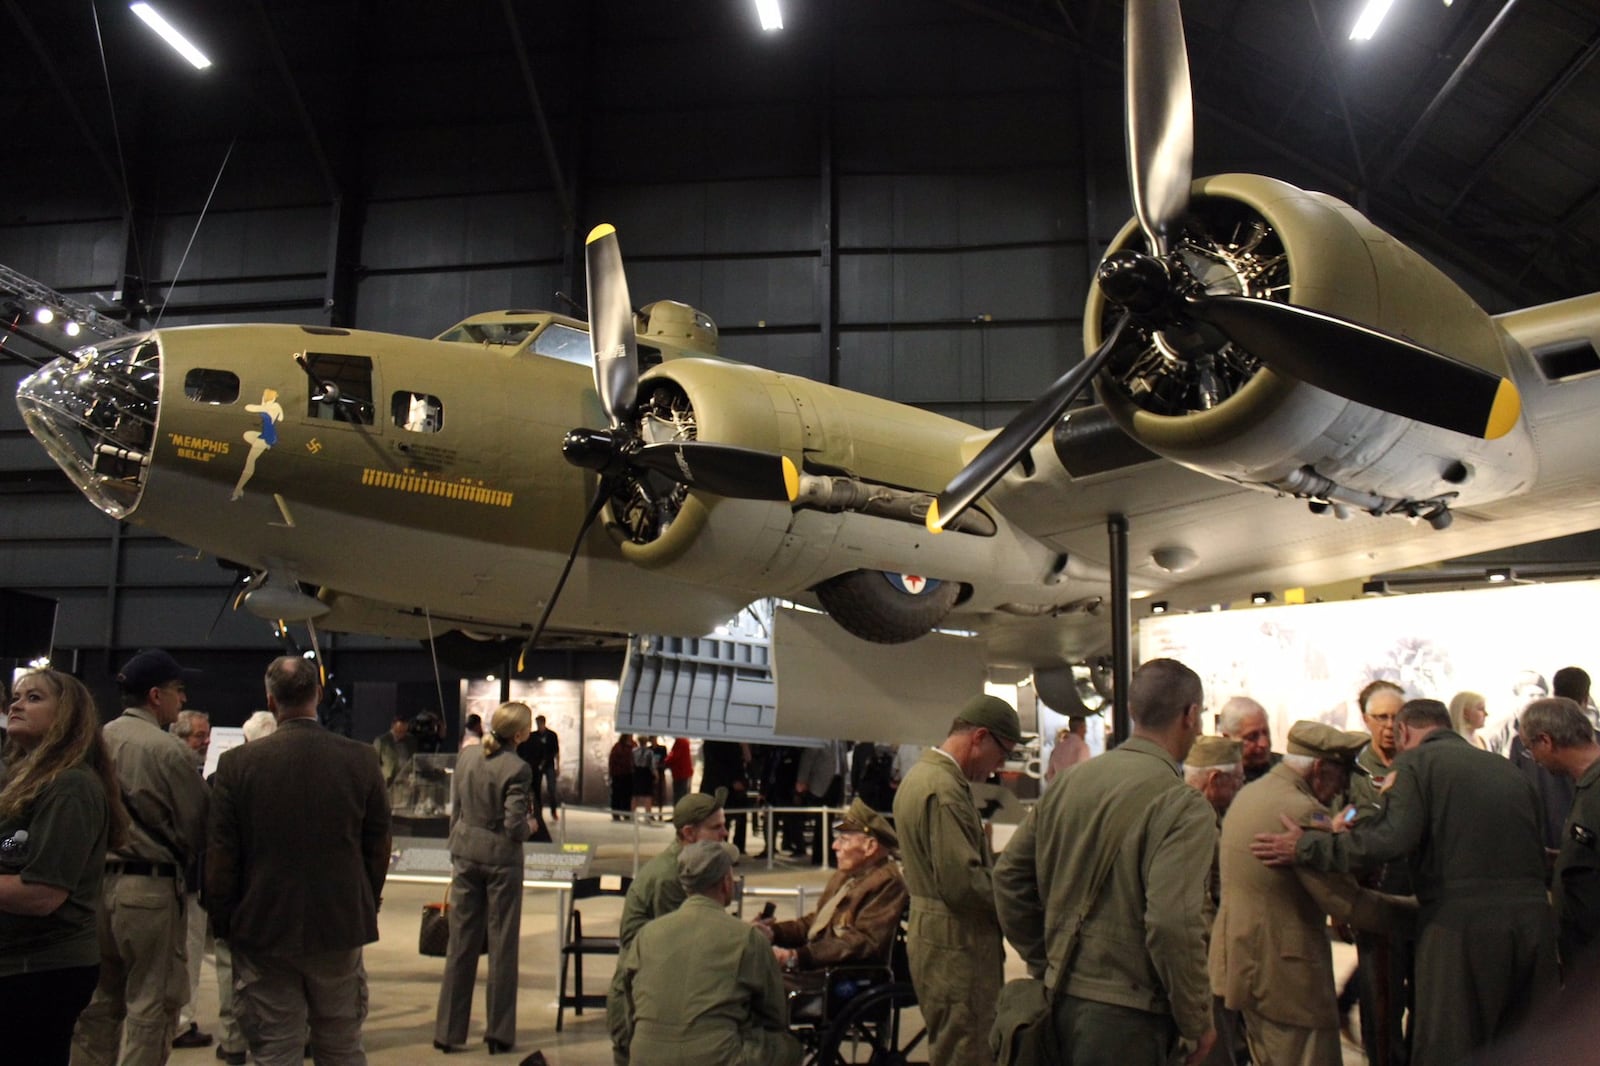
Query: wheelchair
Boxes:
[{"xmin": 790, "ymin": 917, "xmax": 927, "ymax": 1065}]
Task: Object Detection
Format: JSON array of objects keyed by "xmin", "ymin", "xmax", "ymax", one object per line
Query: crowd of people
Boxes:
[{"xmin": 5, "ymin": 648, "xmax": 1599, "ymax": 1066}]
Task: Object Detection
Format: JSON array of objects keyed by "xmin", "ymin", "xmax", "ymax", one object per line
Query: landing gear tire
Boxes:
[{"xmin": 814, "ymin": 570, "xmax": 961, "ymax": 645}]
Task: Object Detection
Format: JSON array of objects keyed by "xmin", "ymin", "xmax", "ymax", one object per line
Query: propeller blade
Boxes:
[
  {"xmin": 1188, "ymin": 294, "xmax": 1521, "ymax": 440},
  {"xmin": 1125, "ymin": 0, "xmax": 1194, "ymax": 255},
  {"xmin": 632, "ymin": 442, "xmax": 799, "ymax": 502},
  {"xmin": 585, "ymin": 223, "xmax": 638, "ymax": 427},
  {"xmin": 516, "ymin": 480, "xmax": 612, "ymax": 674},
  {"xmin": 929, "ymin": 312, "xmax": 1132, "ymax": 532}
]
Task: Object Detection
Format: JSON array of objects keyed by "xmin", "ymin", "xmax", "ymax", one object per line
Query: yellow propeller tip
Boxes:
[
  {"xmin": 925, "ymin": 498, "xmax": 945, "ymax": 534},
  {"xmin": 1484, "ymin": 378, "xmax": 1521, "ymax": 440},
  {"xmin": 782, "ymin": 456, "xmax": 800, "ymax": 502},
  {"xmin": 586, "ymin": 223, "xmax": 616, "ymax": 244}
]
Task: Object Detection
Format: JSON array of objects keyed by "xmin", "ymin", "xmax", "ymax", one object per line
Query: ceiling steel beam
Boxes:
[
  {"xmin": 1376, "ymin": 0, "xmax": 1525, "ymax": 187},
  {"xmin": 3, "ymin": 0, "xmax": 126, "ymax": 206},
  {"xmin": 499, "ymin": 0, "xmax": 573, "ymax": 226},
  {"xmin": 1444, "ymin": 24, "xmax": 1600, "ymax": 217},
  {"xmin": 248, "ymin": 0, "xmax": 339, "ymax": 201}
]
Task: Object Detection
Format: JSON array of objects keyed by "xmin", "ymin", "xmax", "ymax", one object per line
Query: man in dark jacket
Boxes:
[{"xmin": 206, "ymin": 657, "xmax": 391, "ymax": 1066}]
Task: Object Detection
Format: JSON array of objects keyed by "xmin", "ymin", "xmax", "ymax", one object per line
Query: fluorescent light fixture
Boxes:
[
  {"xmin": 1487, "ymin": 567, "xmax": 1513, "ymax": 583},
  {"xmin": 754, "ymin": 0, "xmax": 783, "ymax": 31},
  {"xmin": 1349, "ymin": 0, "xmax": 1395, "ymax": 41},
  {"xmin": 130, "ymin": 3, "xmax": 213, "ymax": 70}
]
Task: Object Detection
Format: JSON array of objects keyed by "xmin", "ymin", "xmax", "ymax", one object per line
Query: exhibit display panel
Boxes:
[{"xmin": 1140, "ymin": 578, "xmax": 1600, "ymax": 748}]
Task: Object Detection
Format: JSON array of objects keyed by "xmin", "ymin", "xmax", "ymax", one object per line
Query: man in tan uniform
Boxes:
[
  {"xmin": 994, "ymin": 658, "xmax": 1216, "ymax": 1066},
  {"xmin": 610, "ymin": 841, "xmax": 802, "ymax": 1066},
  {"xmin": 73, "ymin": 649, "xmax": 209, "ymax": 1066},
  {"xmin": 1212, "ymin": 722, "xmax": 1411, "ymax": 1066},
  {"xmin": 893, "ymin": 694, "xmax": 1021, "ymax": 1066},
  {"xmin": 1254, "ymin": 699, "xmax": 1557, "ymax": 1066}
]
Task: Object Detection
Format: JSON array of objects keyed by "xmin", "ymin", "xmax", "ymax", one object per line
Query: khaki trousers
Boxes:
[
  {"xmin": 906, "ymin": 905, "xmax": 1003, "ymax": 1066},
  {"xmin": 233, "ymin": 945, "xmax": 368, "ymax": 1066},
  {"xmin": 71, "ymin": 872, "xmax": 188, "ymax": 1066},
  {"xmin": 1240, "ymin": 1008, "xmax": 1342, "ymax": 1066}
]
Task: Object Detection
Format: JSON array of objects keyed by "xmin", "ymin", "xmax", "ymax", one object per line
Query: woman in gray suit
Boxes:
[{"xmin": 433, "ymin": 701, "xmax": 534, "ymax": 1055}]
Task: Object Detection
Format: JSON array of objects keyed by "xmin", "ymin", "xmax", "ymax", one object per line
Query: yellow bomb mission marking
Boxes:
[
  {"xmin": 361, "ymin": 468, "xmax": 514, "ymax": 508},
  {"xmin": 168, "ymin": 433, "xmax": 231, "ymax": 463}
]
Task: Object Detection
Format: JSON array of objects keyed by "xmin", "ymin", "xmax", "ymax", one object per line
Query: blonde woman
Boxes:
[
  {"xmin": 1449, "ymin": 691, "xmax": 1490, "ymax": 750},
  {"xmin": 433, "ymin": 701, "xmax": 534, "ymax": 1055},
  {"xmin": 1, "ymin": 671, "xmax": 129, "ymax": 1065}
]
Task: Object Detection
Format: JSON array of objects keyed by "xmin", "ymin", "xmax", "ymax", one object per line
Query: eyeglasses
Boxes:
[{"xmin": 986, "ymin": 731, "xmax": 1017, "ymax": 757}]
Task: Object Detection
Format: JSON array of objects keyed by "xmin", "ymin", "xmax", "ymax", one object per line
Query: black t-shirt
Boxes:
[{"xmin": 0, "ymin": 763, "xmax": 110, "ymax": 975}]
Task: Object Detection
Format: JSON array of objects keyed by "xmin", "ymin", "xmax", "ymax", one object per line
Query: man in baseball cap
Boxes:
[
  {"xmin": 612, "ymin": 840, "xmax": 801, "ymax": 1066},
  {"xmin": 894, "ymin": 693, "xmax": 1022, "ymax": 1065},
  {"xmin": 74, "ymin": 650, "xmax": 209, "ymax": 1063},
  {"xmin": 618, "ymin": 787, "xmax": 729, "ymax": 949}
]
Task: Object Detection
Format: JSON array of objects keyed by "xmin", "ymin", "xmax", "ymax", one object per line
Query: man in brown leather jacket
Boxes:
[{"xmin": 756, "ymin": 798, "xmax": 908, "ymax": 975}]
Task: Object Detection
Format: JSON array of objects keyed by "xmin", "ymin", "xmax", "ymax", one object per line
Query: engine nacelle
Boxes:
[{"xmin": 1083, "ymin": 174, "xmax": 1536, "ymax": 516}]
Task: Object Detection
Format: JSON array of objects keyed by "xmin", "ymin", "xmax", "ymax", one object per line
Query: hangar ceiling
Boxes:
[{"xmin": 4, "ymin": 0, "xmax": 1600, "ymax": 318}]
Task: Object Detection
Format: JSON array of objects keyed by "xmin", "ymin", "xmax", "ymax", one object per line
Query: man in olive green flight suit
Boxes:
[
  {"xmin": 609, "ymin": 841, "xmax": 801, "ymax": 1066},
  {"xmin": 995, "ymin": 658, "xmax": 1217, "ymax": 1066},
  {"xmin": 893, "ymin": 694, "xmax": 1022, "ymax": 1066},
  {"xmin": 1518, "ymin": 696, "xmax": 1600, "ymax": 977},
  {"xmin": 617, "ymin": 788, "xmax": 727, "ymax": 949},
  {"xmin": 1254, "ymin": 698, "xmax": 1557, "ymax": 1066}
]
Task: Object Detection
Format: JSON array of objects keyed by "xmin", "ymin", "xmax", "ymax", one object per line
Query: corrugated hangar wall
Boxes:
[{"xmin": 0, "ymin": 0, "xmax": 1547, "ymax": 726}]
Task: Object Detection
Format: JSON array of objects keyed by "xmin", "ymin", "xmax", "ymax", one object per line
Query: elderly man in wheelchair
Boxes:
[{"xmin": 754, "ymin": 798, "xmax": 910, "ymax": 1025}]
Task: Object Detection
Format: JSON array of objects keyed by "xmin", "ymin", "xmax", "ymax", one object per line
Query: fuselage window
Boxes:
[
  {"xmin": 393, "ymin": 392, "xmax": 443, "ymax": 433},
  {"xmin": 184, "ymin": 368, "xmax": 240, "ymax": 405},
  {"xmin": 303, "ymin": 353, "xmax": 375, "ymax": 425}
]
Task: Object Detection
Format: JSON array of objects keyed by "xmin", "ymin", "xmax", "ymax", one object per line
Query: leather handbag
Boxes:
[{"xmin": 419, "ymin": 902, "xmax": 451, "ymax": 957}]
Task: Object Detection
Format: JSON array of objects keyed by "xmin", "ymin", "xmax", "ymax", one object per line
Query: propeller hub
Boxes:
[
  {"xmin": 1096, "ymin": 250, "xmax": 1172, "ymax": 314},
  {"xmin": 562, "ymin": 428, "xmax": 626, "ymax": 475}
]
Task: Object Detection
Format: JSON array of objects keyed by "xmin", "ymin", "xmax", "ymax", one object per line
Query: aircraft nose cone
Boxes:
[{"xmin": 15, "ymin": 334, "xmax": 162, "ymax": 519}]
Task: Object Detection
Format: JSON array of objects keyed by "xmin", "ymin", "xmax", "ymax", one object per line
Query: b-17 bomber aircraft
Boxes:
[{"xmin": 15, "ymin": 0, "xmax": 1600, "ymax": 717}]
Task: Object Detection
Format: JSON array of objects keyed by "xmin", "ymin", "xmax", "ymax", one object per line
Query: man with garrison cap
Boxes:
[
  {"xmin": 1184, "ymin": 736, "xmax": 1245, "ymax": 822},
  {"xmin": 609, "ymin": 841, "xmax": 802, "ymax": 1066},
  {"xmin": 1254, "ymin": 699, "xmax": 1556, "ymax": 1065},
  {"xmin": 1212, "ymin": 722, "xmax": 1413, "ymax": 1066},
  {"xmin": 617, "ymin": 787, "xmax": 728, "ymax": 949},
  {"xmin": 994, "ymin": 658, "xmax": 1217, "ymax": 1066},
  {"xmin": 894, "ymin": 693, "xmax": 1022, "ymax": 1066},
  {"xmin": 756, "ymin": 798, "xmax": 908, "ymax": 976}
]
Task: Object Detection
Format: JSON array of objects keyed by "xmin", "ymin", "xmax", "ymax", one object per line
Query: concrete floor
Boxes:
[{"xmin": 168, "ymin": 806, "xmax": 1364, "ymax": 1065}]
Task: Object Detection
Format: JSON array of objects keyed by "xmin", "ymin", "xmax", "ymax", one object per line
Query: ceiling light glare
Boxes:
[
  {"xmin": 33, "ymin": 306, "xmax": 54, "ymax": 325},
  {"xmin": 130, "ymin": 3, "xmax": 213, "ymax": 69},
  {"xmin": 64, "ymin": 320, "xmax": 82, "ymax": 337},
  {"xmin": 754, "ymin": 0, "xmax": 783, "ymax": 31},
  {"xmin": 1349, "ymin": 0, "xmax": 1395, "ymax": 41}
]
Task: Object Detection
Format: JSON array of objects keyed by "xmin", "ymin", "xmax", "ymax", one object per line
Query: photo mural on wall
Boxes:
[{"xmin": 1139, "ymin": 579, "xmax": 1600, "ymax": 753}]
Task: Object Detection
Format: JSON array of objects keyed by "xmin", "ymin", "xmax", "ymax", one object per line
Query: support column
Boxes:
[{"xmin": 1108, "ymin": 514, "xmax": 1131, "ymax": 743}]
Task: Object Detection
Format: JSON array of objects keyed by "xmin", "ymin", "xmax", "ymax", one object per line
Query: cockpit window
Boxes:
[
  {"xmin": 532, "ymin": 323, "xmax": 592, "ymax": 365},
  {"xmin": 436, "ymin": 321, "xmax": 538, "ymax": 347},
  {"xmin": 303, "ymin": 353, "xmax": 375, "ymax": 425},
  {"xmin": 184, "ymin": 368, "xmax": 240, "ymax": 405},
  {"xmin": 392, "ymin": 392, "xmax": 443, "ymax": 433}
]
